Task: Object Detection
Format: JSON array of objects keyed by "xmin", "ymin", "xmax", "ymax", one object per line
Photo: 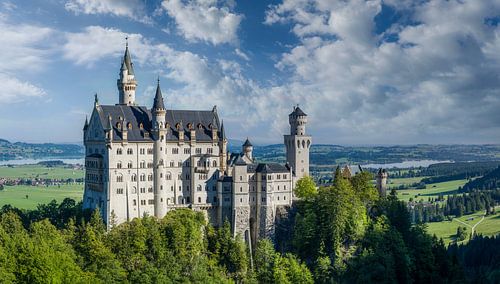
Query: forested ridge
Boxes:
[{"xmin": 0, "ymin": 172, "xmax": 498, "ymax": 283}]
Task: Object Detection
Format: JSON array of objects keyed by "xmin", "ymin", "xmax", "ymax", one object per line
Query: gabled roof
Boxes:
[{"xmin": 95, "ymin": 105, "xmax": 222, "ymax": 142}]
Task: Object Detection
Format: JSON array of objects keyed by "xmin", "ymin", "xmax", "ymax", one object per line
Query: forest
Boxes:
[{"xmin": 0, "ymin": 172, "xmax": 498, "ymax": 283}]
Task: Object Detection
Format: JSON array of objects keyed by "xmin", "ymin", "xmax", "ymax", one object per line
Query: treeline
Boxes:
[
  {"xmin": 448, "ymin": 234, "xmax": 500, "ymax": 283},
  {"xmin": 462, "ymin": 166, "xmax": 500, "ymax": 192},
  {"xmin": 389, "ymin": 161, "xmax": 500, "ymax": 180},
  {"xmin": 410, "ymin": 190, "xmax": 499, "ymax": 223}
]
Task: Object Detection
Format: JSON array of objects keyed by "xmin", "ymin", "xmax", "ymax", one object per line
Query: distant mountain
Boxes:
[{"xmin": 0, "ymin": 139, "xmax": 84, "ymax": 160}]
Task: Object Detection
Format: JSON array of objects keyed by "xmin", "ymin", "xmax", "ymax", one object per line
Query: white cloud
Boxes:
[
  {"xmin": 0, "ymin": 73, "xmax": 47, "ymax": 103},
  {"xmin": 161, "ymin": 0, "xmax": 242, "ymax": 45},
  {"xmin": 65, "ymin": 0, "xmax": 151, "ymax": 24},
  {"xmin": 264, "ymin": 0, "xmax": 500, "ymax": 144},
  {"xmin": 0, "ymin": 16, "xmax": 52, "ymax": 103},
  {"xmin": 234, "ymin": 48, "xmax": 249, "ymax": 61}
]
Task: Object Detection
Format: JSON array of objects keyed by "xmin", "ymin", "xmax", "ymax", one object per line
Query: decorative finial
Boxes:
[
  {"xmin": 94, "ymin": 93, "xmax": 99, "ymax": 106},
  {"xmin": 125, "ymin": 36, "xmax": 128, "ymax": 48},
  {"xmin": 157, "ymin": 75, "xmax": 160, "ymax": 85}
]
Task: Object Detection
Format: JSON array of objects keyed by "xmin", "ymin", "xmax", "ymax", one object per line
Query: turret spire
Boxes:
[
  {"xmin": 152, "ymin": 79, "xmax": 165, "ymax": 111},
  {"xmin": 117, "ymin": 38, "xmax": 137, "ymax": 105}
]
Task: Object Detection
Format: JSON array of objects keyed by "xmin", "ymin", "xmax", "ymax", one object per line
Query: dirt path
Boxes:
[{"xmin": 452, "ymin": 211, "xmax": 486, "ymax": 235}]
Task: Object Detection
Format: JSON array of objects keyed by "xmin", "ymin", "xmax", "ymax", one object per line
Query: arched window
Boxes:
[
  {"xmin": 116, "ymin": 175, "xmax": 123, "ymax": 182},
  {"xmin": 139, "ymin": 123, "xmax": 144, "ymax": 129},
  {"xmin": 131, "ymin": 174, "xmax": 137, "ymax": 182},
  {"xmin": 140, "ymin": 174, "xmax": 145, "ymax": 181},
  {"xmin": 127, "ymin": 148, "xmax": 133, "ymax": 155},
  {"xmin": 127, "ymin": 162, "xmax": 133, "ymax": 168},
  {"xmin": 197, "ymin": 185, "xmax": 202, "ymax": 191},
  {"xmin": 212, "ymin": 160, "xmax": 217, "ymax": 167},
  {"xmin": 198, "ymin": 197, "xmax": 201, "ymax": 203},
  {"xmin": 117, "ymin": 148, "xmax": 122, "ymax": 155},
  {"xmin": 127, "ymin": 122, "xmax": 132, "ymax": 129},
  {"xmin": 117, "ymin": 162, "xmax": 122, "ymax": 169},
  {"xmin": 302, "ymin": 140, "xmax": 306, "ymax": 148}
]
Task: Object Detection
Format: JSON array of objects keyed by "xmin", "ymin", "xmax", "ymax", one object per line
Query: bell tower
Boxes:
[
  {"xmin": 284, "ymin": 105, "xmax": 311, "ymax": 181},
  {"xmin": 117, "ymin": 38, "xmax": 137, "ymax": 105}
]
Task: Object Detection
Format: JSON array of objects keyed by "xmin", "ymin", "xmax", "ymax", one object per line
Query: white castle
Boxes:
[{"xmin": 82, "ymin": 44, "xmax": 312, "ymax": 242}]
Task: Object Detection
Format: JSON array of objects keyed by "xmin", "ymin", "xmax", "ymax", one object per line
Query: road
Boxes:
[{"xmin": 452, "ymin": 211, "xmax": 486, "ymax": 236}]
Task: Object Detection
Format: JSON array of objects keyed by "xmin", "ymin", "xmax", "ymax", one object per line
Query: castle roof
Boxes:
[
  {"xmin": 152, "ymin": 81, "xmax": 165, "ymax": 110},
  {"xmin": 243, "ymin": 138, "xmax": 252, "ymax": 147},
  {"xmin": 95, "ymin": 105, "xmax": 222, "ymax": 142},
  {"xmin": 290, "ymin": 106, "xmax": 307, "ymax": 116},
  {"xmin": 122, "ymin": 44, "xmax": 134, "ymax": 75}
]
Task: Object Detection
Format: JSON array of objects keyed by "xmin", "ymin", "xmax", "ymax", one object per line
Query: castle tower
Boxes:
[
  {"xmin": 219, "ymin": 121, "xmax": 228, "ymax": 173},
  {"xmin": 232, "ymin": 157, "xmax": 251, "ymax": 240},
  {"xmin": 376, "ymin": 168, "xmax": 388, "ymax": 197},
  {"xmin": 152, "ymin": 80, "xmax": 167, "ymax": 218},
  {"xmin": 284, "ymin": 106, "xmax": 311, "ymax": 180},
  {"xmin": 117, "ymin": 40, "xmax": 137, "ymax": 105},
  {"xmin": 242, "ymin": 138, "xmax": 253, "ymax": 162}
]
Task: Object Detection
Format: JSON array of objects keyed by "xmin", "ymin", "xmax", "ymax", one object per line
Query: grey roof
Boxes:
[
  {"xmin": 123, "ymin": 45, "xmax": 134, "ymax": 75},
  {"xmin": 256, "ymin": 163, "xmax": 290, "ymax": 173},
  {"xmin": 152, "ymin": 81, "xmax": 165, "ymax": 110},
  {"xmin": 243, "ymin": 138, "xmax": 252, "ymax": 147},
  {"xmin": 96, "ymin": 105, "xmax": 222, "ymax": 142},
  {"xmin": 290, "ymin": 106, "xmax": 307, "ymax": 116},
  {"xmin": 234, "ymin": 156, "xmax": 247, "ymax": 166}
]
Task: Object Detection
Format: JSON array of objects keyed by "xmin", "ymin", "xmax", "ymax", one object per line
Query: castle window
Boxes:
[
  {"xmin": 178, "ymin": 161, "xmax": 182, "ymax": 167},
  {"xmin": 131, "ymin": 174, "xmax": 137, "ymax": 182},
  {"xmin": 212, "ymin": 160, "xmax": 217, "ymax": 167},
  {"xmin": 160, "ymin": 173, "xmax": 163, "ymax": 178},
  {"xmin": 166, "ymin": 173, "xmax": 171, "ymax": 180},
  {"xmin": 149, "ymin": 187, "xmax": 153, "ymax": 192},
  {"xmin": 116, "ymin": 122, "xmax": 121, "ymax": 129},
  {"xmin": 127, "ymin": 162, "xmax": 133, "ymax": 168},
  {"xmin": 140, "ymin": 148, "xmax": 145, "ymax": 155},
  {"xmin": 117, "ymin": 148, "xmax": 123, "ymax": 155},
  {"xmin": 140, "ymin": 174, "xmax": 145, "ymax": 181},
  {"xmin": 117, "ymin": 162, "xmax": 122, "ymax": 169},
  {"xmin": 132, "ymin": 187, "xmax": 137, "ymax": 194},
  {"xmin": 284, "ymin": 196, "xmax": 286, "ymax": 200},
  {"xmin": 213, "ymin": 196, "xmax": 217, "ymax": 203},
  {"xmin": 133, "ymin": 199, "xmax": 137, "ymax": 206},
  {"xmin": 171, "ymin": 186, "xmax": 174, "ymax": 191},
  {"xmin": 127, "ymin": 122, "xmax": 132, "ymax": 129},
  {"xmin": 141, "ymin": 200, "xmax": 146, "ymax": 205},
  {"xmin": 172, "ymin": 148, "xmax": 179, "ymax": 154},
  {"xmin": 195, "ymin": 148, "xmax": 201, "ymax": 154},
  {"xmin": 184, "ymin": 148, "xmax": 191, "ymax": 154},
  {"xmin": 240, "ymin": 176, "xmax": 242, "ymax": 181},
  {"xmin": 147, "ymin": 148, "xmax": 153, "ymax": 154},
  {"xmin": 277, "ymin": 196, "xmax": 280, "ymax": 201},
  {"xmin": 117, "ymin": 188, "xmax": 123, "ymax": 194},
  {"xmin": 284, "ymin": 174, "xmax": 287, "ymax": 179},
  {"xmin": 140, "ymin": 161, "xmax": 145, "ymax": 168},
  {"xmin": 277, "ymin": 185, "xmax": 280, "ymax": 190},
  {"xmin": 262, "ymin": 197, "xmax": 266, "ymax": 202},
  {"xmin": 139, "ymin": 123, "xmax": 143, "ymax": 130},
  {"xmin": 198, "ymin": 197, "xmax": 201, "ymax": 203},
  {"xmin": 170, "ymin": 161, "xmax": 174, "ymax": 167},
  {"xmin": 127, "ymin": 148, "xmax": 133, "ymax": 155},
  {"xmin": 197, "ymin": 185, "xmax": 202, "ymax": 191},
  {"xmin": 207, "ymin": 148, "xmax": 213, "ymax": 154},
  {"xmin": 284, "ymin": 185, "xmax": 287, "ymax": 190},
  {"xmin": 116, "ymin": 175, "xmax": 123, "ymax": 182},
  {"xmin": 147, "ymin": 162, "xmax": 153, "ymax": 168},
  {"xmin": 197, "ymin": 123, "xmax": 203, "ymax": 129},
  {"xmin": 140, "ymin": 188, "xmax": 145, "ymax": 193},
  {"xmin": 240, "ymin": 187, "xmax": 242, "ymax": 192}
]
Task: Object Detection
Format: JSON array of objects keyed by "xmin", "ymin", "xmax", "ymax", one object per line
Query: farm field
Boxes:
[
  {"xmin": 0, "ymin": 184, "xmax": 83, "ymax": 209},
  {"xmin": 387, "ymin": 176, "xmax": 425, "ymax": 188},
  {"xmin": 395, "ymin": 179, "xmax": 468, "ymax": 202},
  {"xmin": 0, "ymin": 164, "xmax": 83, "ymax": 179},
  {"xmin": 427, "ymin": 210, "xmax": 500, "ymax": 245}
]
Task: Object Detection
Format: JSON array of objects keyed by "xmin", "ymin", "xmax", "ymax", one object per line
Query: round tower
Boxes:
[
  {"xmin": 242, "ymin": 138, "xmax": 253, "ymax": 161},
  {"xmin": 376, "ymin": 168, "xmax": 388, "ymax": 197},
  {"xmin": 289, "ymin": 105, "xmax": 308, "ymax": 135},
  {"xmin": 117, "ymin": 39, "xmax": 137, "ymax": 105},
  {"xmin": 152, "ymin": 79, "xmax": 167, "ymax": 218}
]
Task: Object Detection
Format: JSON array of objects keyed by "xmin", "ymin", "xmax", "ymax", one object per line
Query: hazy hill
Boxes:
[{"xmin": 0, "ymin": 139, "xmax": 83, "ymax": 160}]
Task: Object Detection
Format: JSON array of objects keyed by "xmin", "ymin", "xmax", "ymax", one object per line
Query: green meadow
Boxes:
[
  {"xmin": 0, "ymin": 184, "xmax": 83, "ymax": 210},
  {"xmin": 0, "ymin": 165, "xmax": 84, "ymax": 179}
]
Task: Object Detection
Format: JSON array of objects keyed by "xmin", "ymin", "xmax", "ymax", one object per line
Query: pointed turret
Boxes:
[
  {"xmin": 83, "ymin": 116, "xmax": 89, "ymax": 131},
  {"xmin": 220, "ymin": 120, "xmax": 226, "ymax": 140},
  {"xmin": 242, "ymin": 138, "xmax": 253, "ymax": 162},
  {"xmin": 117, "ymin": 38, "xmax": 137, "ymax": 105},
  {"xmin": 152, "ymin": 79, "xmax": 165, "ymax": 111}
]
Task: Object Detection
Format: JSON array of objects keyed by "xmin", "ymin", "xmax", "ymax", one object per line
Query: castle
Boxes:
[{"xmin": 82, "ymin": 44, "xmax": 312, "ymax": 242}]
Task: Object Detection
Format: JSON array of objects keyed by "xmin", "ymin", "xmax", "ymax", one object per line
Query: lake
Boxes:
[{"xmin": 362, "ymin": 160, "xmax": 452, "ymax": 169}]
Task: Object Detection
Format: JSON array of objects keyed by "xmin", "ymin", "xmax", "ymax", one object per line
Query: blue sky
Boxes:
[{"xmin": 1, "ymin": 0, "xmax": 500, "ymax": 145}]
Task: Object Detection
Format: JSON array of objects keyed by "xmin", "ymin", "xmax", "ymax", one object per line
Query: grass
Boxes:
[
  {"xmin": 388, "ymin": 177, "xmax": 425, "ymax": 188},
  {"xmin": 426, "ymin": 210, "xmax": 500, "ymax": 245},
  {"xmin": 395, "ymin": 179, "xmax": 468, "ymax": 202},
  {"xmin": 0, "ymin": 184, "xmax": 83, "ymax": 209},
  {"xmin": 0, "ymin": 165, "xmax": 83, "ymax": 179}
]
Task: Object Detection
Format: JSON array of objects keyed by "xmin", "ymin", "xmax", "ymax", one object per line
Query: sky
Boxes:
[{"xmin": 1, "ymin": 0, "xmax": 500, "ymax": 145}]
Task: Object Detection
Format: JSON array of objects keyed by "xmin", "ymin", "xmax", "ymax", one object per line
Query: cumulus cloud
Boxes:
[
  {"xmin": 0, "ymin": 73, "xmax": 47, "ymax": 103},
  {"xmin": 62, "ymin": 25, "xmax": 296, "ymax": 142},
  {"xmin": 0, "ymin": 16, "xmax": 52, "ymax": 103},
  {"xmin": 161, "ymin": 0, "xmax": 242, "ymax": 45},
  {"xmin": 65, "ymin": 0, "xmax": 151, "ymax": 24},
  {"xmin": 265, "ymin": 0, "xmax": 500, "ymax": 144}
]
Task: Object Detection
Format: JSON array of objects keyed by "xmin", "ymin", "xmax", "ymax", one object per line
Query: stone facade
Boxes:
[{"xmin": 82, "ymin": 45, "xmax": 311, "ymax": 244}]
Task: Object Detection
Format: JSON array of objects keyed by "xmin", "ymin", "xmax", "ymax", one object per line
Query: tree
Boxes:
[
  {"xmin": 456, "ymin": 226, "xmax": 467, "ymax": 242},
  {"xmin": 294, "ymin": 176, "xmax": 317, "ymax": 199}
]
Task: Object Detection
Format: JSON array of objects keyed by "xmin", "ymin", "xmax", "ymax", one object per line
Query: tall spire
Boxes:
[
  {"xmin": 220, "ymin": 120, "xmax": 226, "ymax": 139},
  {"xmin": 152, "ymin": 78, "xmax": 165, "ymax": 110},
  {"xmin": 117, "ymin": 37, "xmax": 137, "ymax": 105}
]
